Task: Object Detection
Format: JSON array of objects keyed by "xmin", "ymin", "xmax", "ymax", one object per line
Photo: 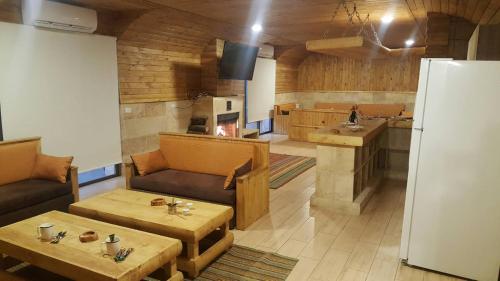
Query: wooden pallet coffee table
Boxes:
[
  {"xmin": 0, "ymin": 211, "xmax": 183, "ymax": 281},
  {"xmin": 70, "ymin": 189, "xmax": 234, "ymax": 278}
]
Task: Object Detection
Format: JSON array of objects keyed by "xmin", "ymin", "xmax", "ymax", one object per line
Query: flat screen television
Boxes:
[{"xmin": 219, "ymin": 41, "xmax": 259, "ymax": 80}]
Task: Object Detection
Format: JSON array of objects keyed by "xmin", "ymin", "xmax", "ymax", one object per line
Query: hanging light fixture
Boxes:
[{"xmin": 305, "ymin": 1, "xmax": 425, "ymax": 58}]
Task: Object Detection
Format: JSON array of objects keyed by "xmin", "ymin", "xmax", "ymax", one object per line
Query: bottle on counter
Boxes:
[{"xmin": 349, "ymin": 106, "xmax": 359, "ymax": 125}]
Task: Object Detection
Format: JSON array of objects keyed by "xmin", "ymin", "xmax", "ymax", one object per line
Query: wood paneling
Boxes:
[
  {"xmin": 2, "ymin": 0, "xmax": 500, "ymax": 49},
  {"xmin": 150, "ymin": 0, "xmax": 427, "ymax": 47},
  {"xmin": 288, "ymin": 109, "xmax": 350, "ymax": 142},
  {"xmin": 118, "ymin": 8, "xmax": 291, "ymax": 54},
  {"xmin": 297, "ymin": 54, "xmax": 422, "ymax": 92},
  {"xmin": 275, "ymin": 46, "xmax": 308, "ymax": 94},
  {"xmin": 0, "ymin": 0, "xmax": 20, "ymax": 24},
  {"xmin": 276, "ymin": 63, "xmax": 299, "ymax": 94},
  {"xmin": 426, "ymin": 12, "xmax": 476, "ymax": 59},
  {"xmin": 477, "ymin": 24, "xmax": 500, "ymax": 60},
  {"xmin": 117, "ymin": 44, "xmax": 201, "ymax": 103}
]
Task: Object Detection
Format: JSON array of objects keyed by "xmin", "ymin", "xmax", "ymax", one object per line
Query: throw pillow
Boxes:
[
  {"xmin": 224, "ymin": 159, "xmax": 253, "ymax": 190},
  {"xmin": 31, "ymin": 154, "xmax": 73, "ymax": 183},
  {"xmin": 131, "ymin": 149, "xmax": 168, "ymax": 176}
]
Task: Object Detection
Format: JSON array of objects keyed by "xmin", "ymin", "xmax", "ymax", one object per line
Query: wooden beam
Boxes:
[{"xmin": 306, "ymin": 36, "xmax": 391, "ymax": 58}]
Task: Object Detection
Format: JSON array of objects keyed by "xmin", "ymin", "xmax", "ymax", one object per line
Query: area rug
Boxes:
[
  {"xmin": 188, "ymin": 245, "xmax": 298, "ymax": 281},
  {"xmin": 269, "ymin": 153, "xmax": 316, "ymax": 189}
]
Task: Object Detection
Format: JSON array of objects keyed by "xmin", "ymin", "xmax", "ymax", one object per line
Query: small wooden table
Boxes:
[
  {"xmin": 70, "ymin": 189, "xmax": 234, "ymax": 278},
  {"xmin": 308, "ymin": 119, "xmax": 388, "ymax": 215},
  {"xmin": 0, "ymin": 211, "xmax": 183, "ymax": 281}
]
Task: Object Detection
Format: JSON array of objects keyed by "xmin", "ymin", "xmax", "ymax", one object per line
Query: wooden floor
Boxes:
[{"xmin": 82, "ymin": 134, "xmax": 466, "ymax": 281}]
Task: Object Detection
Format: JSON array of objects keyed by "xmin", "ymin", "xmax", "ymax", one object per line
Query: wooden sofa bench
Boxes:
[
  {"xmin": 0, "ymin": 137, "xmax": 79, "ymax": 227},
  {"xmin": 125, "ymin": 132, "xmax": 270, "ymax": 230}
]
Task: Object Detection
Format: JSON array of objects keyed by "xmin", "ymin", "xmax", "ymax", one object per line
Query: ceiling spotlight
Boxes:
[
  {"xmin": 405, "ymin": 39, "xmax": 415, "ymax": 46},
  {"xmin": 381, "ymin": 15, "xmax": 394, "ymax": 24},
  {"xmin": 251, "ymin": 24, "xmax": 262, "ymax": 33}
]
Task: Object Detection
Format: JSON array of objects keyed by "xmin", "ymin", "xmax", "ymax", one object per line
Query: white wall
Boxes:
[
  {"xmin": 0, "ymin": 22, "xmax": 122, "ymax": 172},
  {"xmin": 247, "ymin": 58, "xmax": 276, "ymax": 123}
]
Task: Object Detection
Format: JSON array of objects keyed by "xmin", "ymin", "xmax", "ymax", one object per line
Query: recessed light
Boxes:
[
  {"xmin": 405, "ymin": 39, "xmax": 415, "ymax": 46},
  {"xmin": 381, "ymin": 15, "xmax": 394, "ymax": 24},
  {"xmin": 251, "ymin": 24, "xmax": 262, "ymax": 33}
]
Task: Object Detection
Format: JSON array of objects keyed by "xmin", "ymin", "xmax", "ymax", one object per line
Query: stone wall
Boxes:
[
  {"xmin": 275, "ymin": 91, "xmax": 417, "ymax": 112},
  {"xmin": 119, "ymin": 100, "xmax": 193, "ymax": 162}
]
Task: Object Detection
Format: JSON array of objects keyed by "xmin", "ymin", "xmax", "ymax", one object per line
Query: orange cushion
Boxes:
[
  {"xmin": 314, "ymin": 103, "xmax": 355, "ymax": 111},
  {"xmin": 401, "ymin": 111, "xmax": 413, "ymax": 118},
  {"xmin": 358, "ymin": 104, "xmax": 405, "ymax": 117},
  {"xmin": 224, "ymin": 159, "xmax": 253, "ymax": 189},
  {"xmin": 131, "ymin": 150, "xmax": 168, "ymax": 176},
  {"xmin": 160, "ymin": 136, "xmax": 255, "ymax": 176},
  {"xmin": 31, "ymin": 154, "xmax": 73, "ymax": 183},
  {"xmin": 0, "ymin": 140, "xmax": 39, "ymax": 186}
]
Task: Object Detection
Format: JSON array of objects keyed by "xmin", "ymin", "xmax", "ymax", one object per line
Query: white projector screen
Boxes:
[
  {"xmin": 0, "ymin": 22, "xmax": 122, "ymax": 172},
  {"xmin": 247, "ymin": 58, "xmax": 276, "ymax": 123}
]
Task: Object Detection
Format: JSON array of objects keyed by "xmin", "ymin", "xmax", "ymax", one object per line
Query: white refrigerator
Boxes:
[{"xmin": 400, "ymin": 59, "xmax": 500, "ymax": 281}]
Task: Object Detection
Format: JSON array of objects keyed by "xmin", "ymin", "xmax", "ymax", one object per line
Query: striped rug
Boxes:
[
  {"xmin": 191, "ymin": 245, "xmax": 298, "ymax": 281},
  {"xmin": 269, "ymin": 153, "xmax": 316, "ymax": 189}
]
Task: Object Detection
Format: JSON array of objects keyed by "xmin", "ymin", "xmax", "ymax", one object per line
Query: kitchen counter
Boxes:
[
  {"xmin": 308, "ymin": 119, "xmax": 388, "ymax": 147},
  {"xmin": 308, "ymin": 119, "xmax": 388, "ymax": 215}
]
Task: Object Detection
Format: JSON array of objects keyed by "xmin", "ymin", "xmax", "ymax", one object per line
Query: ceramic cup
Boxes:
[
  {"xmin": 175, "ymin": 200, "xmax": 183, "ymax": 206},
  {"xmin": 37, "ymin": 223, "xmax": 54, "ymax": 241},
  {"xmin": 186, "ymin": 203, "xmax": 193, "ymax": 209},
  {"xmin": 102, "ymin": 236, "xmax": 121, "ymax": 256},
  {"xmin": 182, "ymin": 208, "xmax": 190, "ymax": 216}
]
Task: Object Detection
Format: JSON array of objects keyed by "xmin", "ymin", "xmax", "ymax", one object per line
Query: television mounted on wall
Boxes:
[{"xmin": 218, "ymin": 41, "xmax": 259, "ymax": 81}]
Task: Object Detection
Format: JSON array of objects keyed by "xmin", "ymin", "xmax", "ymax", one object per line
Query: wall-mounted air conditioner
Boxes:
[
  {"xmin": 22, "ymin": 0, "xmax": 97, "ymax": 33},
  {"xmin": 258, "ymin": 44, "xmax": 275, "ymax": 59}
]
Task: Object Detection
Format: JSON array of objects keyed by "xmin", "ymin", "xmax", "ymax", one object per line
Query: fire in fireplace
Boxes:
[{"xmin": 217, "ymin": 112, "xmax": 239, "ymax": 137}]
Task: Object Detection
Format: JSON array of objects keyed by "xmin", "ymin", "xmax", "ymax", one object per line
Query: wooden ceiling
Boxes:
[
  {"xmin": 65, "ymin": 0, "xmax": 500, "ymax": 48},
  {"xmin": 1, "ymin": 0, "xmax": 499, "ymax": 50},
  {"xmin": 119, "ymin": 8, "xmax": 294, "ymax": 54}
]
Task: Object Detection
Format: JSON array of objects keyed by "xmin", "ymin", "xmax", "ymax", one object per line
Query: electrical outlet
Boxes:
[{"xmin": 124, "ymin": 107, "xmax": 132, "ymax": 113}]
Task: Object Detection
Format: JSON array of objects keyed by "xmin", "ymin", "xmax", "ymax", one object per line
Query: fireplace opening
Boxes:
[{"xmin": 217, "ymin": 112, "xmax": 239, "ymax": 137}]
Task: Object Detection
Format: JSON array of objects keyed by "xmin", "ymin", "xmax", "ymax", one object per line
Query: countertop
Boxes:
[{"xmin": 307, "ymin": 119, "xmax": 388, "ymax": 147}]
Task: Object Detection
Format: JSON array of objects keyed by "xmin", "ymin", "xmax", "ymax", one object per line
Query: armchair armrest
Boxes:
[
  {"xmin": 235, "ymin": 166, "xmax": 269, "ymax": 230},
  {"xmin": 124, "ymin": 162, "xmax": 137, "ymax": 190},
  {"xmin": 70, "ymin": 166, "xmax": 79, "ymax": 202}
]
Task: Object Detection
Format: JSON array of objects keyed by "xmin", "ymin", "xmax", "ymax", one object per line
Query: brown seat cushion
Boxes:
[
  {"xmin": 131, "ymin": 169, "xmax": 236, "ymax": 206},
  {"xmin": 31, "ymin": 154, "xmax": 73, "ymax": 183},
  {"xmin": 0, "ymin": 179, "xmax": 72, "ymax": 215}
]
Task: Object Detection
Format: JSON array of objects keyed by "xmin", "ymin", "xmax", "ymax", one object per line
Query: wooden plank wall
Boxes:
[
  {"xmin": 477, "ymin": 24, "xmax": 500, "ymax": 60},
  {"xmin": 0, "ymin": 0, "xmax": 21, "ymax": 23},
  {"xmin": 275, "ymin": 46, "xmax": 309, "ymax": 94},
  {"xmin": 117, "ymin": 44, "xmax": 201, "ymax": 103},
  {"xmin": 296, "ymin": 54, "xmax": 423, "ymax": 92},
  {"xmin": 426, "ymin": 12, "xmax": 476, "ymax": 59},
  {"xmin": 276, "ymin": 63, "xmax": 298, "ymax": 94}
]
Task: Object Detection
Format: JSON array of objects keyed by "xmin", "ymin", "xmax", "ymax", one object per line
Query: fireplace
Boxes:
[{"xmin": 217, "ymin": 112, "xmax": 239, "ymax": 137}]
